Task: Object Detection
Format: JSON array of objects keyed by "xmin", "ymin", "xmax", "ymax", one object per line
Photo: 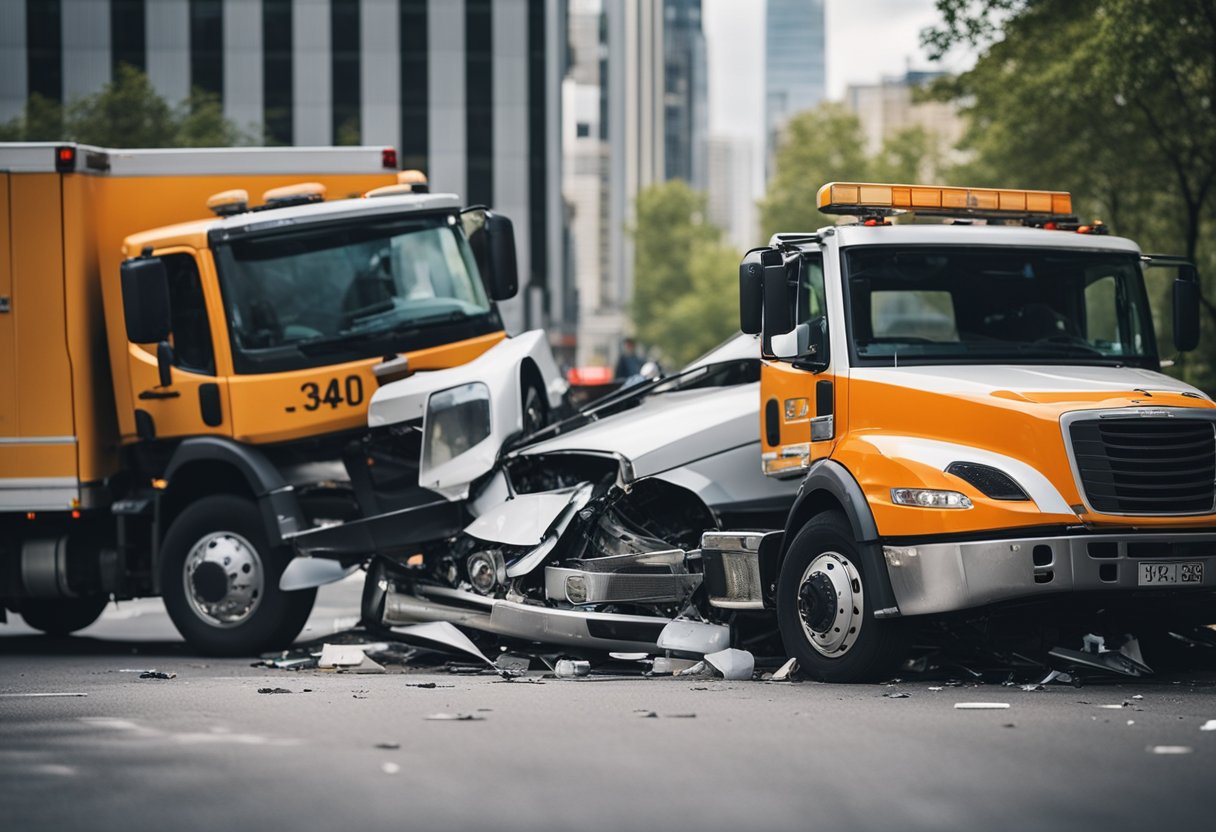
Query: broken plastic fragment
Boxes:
[
  {"xmin": 954, "ymin": 702, "xmax": 1010, "ymax": 710},
  {"xmin": 1201, "ymin": 720, "xmax": 1216, "ymax": 732},
  {"xmin": 138, "ymin": 671, "xmax": 176, "ymax": 680},
  {"xmin": 382, "ymin": 762, "xmax": 401, "ymax": 774},
  {"xmin": 425, "ymin": 713, "xmax": 485, "ymax": 721},
  {"xmin": 771, "ymin": 657, "xmax": 799, "ymax": 682},
  {"xmin": 652, "ymin": 657, "xmax": 701, "ymax": 676},
  {"xmin": 704, "ymin": 648, "xmax": 755, "ymax": 681},
  {"xmin": 318, "ymin": 644, "xmax": 375, "ymax": 668},
  {"xmin": 389, "ymin": 622, "xmax": 494, "ymax": 666},
  {"xmin": 657, "ymin": 620, "xmax": 731, "ymax": 655},
  {"xmin": 883, "ymin": 692, "xmax": 911, "ymax": 699},
  {"xmin": 1148, "ymin": 745, "xmax": 1193, "ymax": 755},
  {"xmin": 676, "ymin": 660, "xmax": 708, "ymax": 677}
]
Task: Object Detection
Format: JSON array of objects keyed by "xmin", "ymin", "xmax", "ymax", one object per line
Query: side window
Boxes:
[
  {"xmin": 1084, "ymin": 274, "xmax": 1120, "ymax": 351},
  {"xmin": 163, "ymin": 253, "xmax": 215, "ymax": 375},
  {"xmin": 801, "ymin": 254, "xmax": 826, "ymax": 321}
]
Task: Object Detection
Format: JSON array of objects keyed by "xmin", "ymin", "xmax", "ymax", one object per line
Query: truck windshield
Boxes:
[
  {"xmin": 214, "ymin": 214, "xmax": 498, "ymax": 373},
  {"xmin": 844, "ymin": 246, "xmax": 1158, "ymax": 369}
]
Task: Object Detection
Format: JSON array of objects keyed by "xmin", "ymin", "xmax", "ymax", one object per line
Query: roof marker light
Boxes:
[
  {"xmin": 261, "ymin": 182, "xmax": 327, "ymax": 208},
  {"xmin": 207, "ymin": 188, "xmax": 249, "ymax": 217},
  {"xmin": 817, "ymin": 182, "xmax": 1072, "ymax": 221},
  {"xmin": 55, "ymin": 145, "xmax": 76, "ymax": 172}
]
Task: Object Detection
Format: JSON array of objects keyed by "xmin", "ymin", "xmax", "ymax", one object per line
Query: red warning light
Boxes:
[
  {"xmin": 382, "ymin": 148, "xmax": 398, "ymax": 169},
  {"xmin": 71, "ymin": 510, "xmax": 81, "ymax": 520},
  {"xmin": 55, "ymin": 145, "xmax": 76, "ymax": 172}
]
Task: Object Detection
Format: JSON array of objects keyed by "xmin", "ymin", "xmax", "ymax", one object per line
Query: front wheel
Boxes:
[
  {"xmin": 776, "ymin": 512, "xmax": 909, "ymax": 683},
  {"xmin": 20, "ymin": 596, "xmax": 110, "ymax": 635},
  {"xmin": 160, "ymin": 495, "xmax": 316, "ymax": 656}
]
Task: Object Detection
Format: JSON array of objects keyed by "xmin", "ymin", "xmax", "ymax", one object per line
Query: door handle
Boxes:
[{"xmin": 138, "ymin": 389, "xmax": 180, "ymax": 400}]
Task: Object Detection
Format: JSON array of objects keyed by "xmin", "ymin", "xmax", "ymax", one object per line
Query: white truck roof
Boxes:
[
  {"xmin": 783, "ymin": 222, "xmax": 1142, "ymax": 255},
  {"xmin": 0, "ymin": 143, "xmax": 398, "ymax": 176}
]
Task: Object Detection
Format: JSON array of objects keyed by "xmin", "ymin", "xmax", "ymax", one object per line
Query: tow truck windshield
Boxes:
[
  {"xmin": 844, "ymin": 246, "xmax": 1158, "ymax": 369},
  {"xmin": 214, "ymin": 214, "xmax": 498, "ymax": 373}
]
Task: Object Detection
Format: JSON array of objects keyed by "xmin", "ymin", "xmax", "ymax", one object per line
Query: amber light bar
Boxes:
[{"xmin": 817, "ymin": 182, "xmax": 1072, "ymax": 219}]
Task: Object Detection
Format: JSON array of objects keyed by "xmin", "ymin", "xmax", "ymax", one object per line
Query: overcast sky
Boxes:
[{"xmin": 702, "ymin": 0, "xmax": 977, "ymax": 142}]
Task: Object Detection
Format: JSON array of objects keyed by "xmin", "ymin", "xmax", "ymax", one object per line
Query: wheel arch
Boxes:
[{"xmin": 774, "ymin": 459, "xmax": 900, "ymax": 617}]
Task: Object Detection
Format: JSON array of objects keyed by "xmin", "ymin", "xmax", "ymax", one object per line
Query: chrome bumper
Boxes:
[{"xmin": 882, "ymin": 531, "xmax": 1216, "ymax": 616}]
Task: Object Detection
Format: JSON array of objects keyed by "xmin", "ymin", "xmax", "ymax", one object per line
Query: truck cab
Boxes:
[
  {"xmin": 703, "ymin": 181, "xmax": 1214, "ymax": 681},
  {"xmin": 1, "ymin": 143, "xmax": 529, "ymax": 654}
]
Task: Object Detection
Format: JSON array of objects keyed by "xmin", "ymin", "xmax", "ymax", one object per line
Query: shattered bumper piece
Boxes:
[
  {"xmin": 705, "ymin": 648, "xmax": 755, "ymax": 681},
  {"xmin": 383, "ymin": 586, "xmax": 672, "ymax": 653},
  {"xmin": 657, "ymin": 620, "xmax": 731, "ymax": 656}
]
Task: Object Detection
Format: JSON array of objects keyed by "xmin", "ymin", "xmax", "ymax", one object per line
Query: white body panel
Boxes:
[{"xmin": 850, "ymin": 365, "xmax": 1206, "ymax": 400}]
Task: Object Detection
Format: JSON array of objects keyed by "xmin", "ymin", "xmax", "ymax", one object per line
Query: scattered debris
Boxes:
[
  {"xmin": 884, "ymin": 692, "xmax": 911, "ymax": 699},
  {"xmin": 494, "ymin": 653, "xmax": 532, "ymax": 676},
  {"xmin": 0, "ymin": 692, "xmax": 88, "ymax": 698},
  {"xmin": 704, "ymin": 648, "xmax": 755, "ymax": 681},
  {"xmin": 118, "ymin": 668, "xmax": 158, "ymax": 673},
  {"xmin": 637, "ymin": 710, "xmax": 658, "ymax": 718},
  {"xmin": 1096, "ymin": 702, "xmax": 1132, "ymax": 710},
  {"xmin": 375, "ymin": 742, "xmax": 401, "ymax": 750},
  {"xmin": 318, "ymin": 643, "xmax": 390, "ymax": 671},
  {"xmin": 257, "ymin": 687, "xmax": 292, "ymax": 695},
  {"xmin": 1049, "ymin": 634, "xmax": 1152, "ymax": 679},
  {"xmin": 1200, "ymin": 720, "xmax": 1216, "ymax": 732},
  {"xmin": 425, "ymin": 713, "xmax": 485, "ymax": 721},
  {"xmin": 771, "ymin": 657, "xmax": 799, "ymax": 682},
  {"xmin": 555, "ymin": 659, "xmax": 591, "ymax": 678},
  {"xmin": 1002, "ymin": 723, "xmax": 1016, "ymax": 729},
  {"xmin": 390, "ymin": 622, "xmax": 494, "ymax": 667},
  {"xmin": 928, "ymin": 686, "xmax": 944, "ymax": 692},
  {"xmin": 1148, "ymin": 745, "xmax": 1193, "ymax": 755},
  {"xmin": 138, "ymin": 671, "xmax": 176, "ymax": 680},
  {"xmin": 676, "ymin": 660, "xmax": 709, "ymax": 677},
  {"xmin": 1132, "ymin": 694, "xmax": 1144, "ymax": 700},
  {"xmin": 652, "ymin": 657, "xmax": 701, "ymax": 676},
  {"xmin": 954, "ymin": 702, "xmax": 1010, "ymax": 710},
  {"xmin": 1019, "ymin": 683, "xmax": 1045, "ymax": 692},
  {"xmin": 381, "ymin": 762, "xmax": 401, "ymax": 774}
]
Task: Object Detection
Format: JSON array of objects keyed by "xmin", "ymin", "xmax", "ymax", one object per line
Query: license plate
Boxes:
[{"xmin": 1137, "ymin": 561, "xmax": 1205, "ymax": 586}]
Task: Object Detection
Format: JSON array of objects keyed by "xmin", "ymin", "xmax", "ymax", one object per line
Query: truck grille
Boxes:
[{"xmin": 1068, "ymin": 417, "xmax": 1216, "ymax": 514}]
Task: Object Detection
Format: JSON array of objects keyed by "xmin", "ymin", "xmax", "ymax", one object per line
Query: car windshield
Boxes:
[
  {"xmin": 844, "ymin": 246, "xmax": 1158, "ymax": 369},
  {"xmin": 214, "ymin": 214, "xmax": 495, "ymax": 373}
]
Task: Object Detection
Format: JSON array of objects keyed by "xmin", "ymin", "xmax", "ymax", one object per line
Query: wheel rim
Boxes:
[
  {"xmin": 182, "ymin": 531, "xmax": 265, "ymax": 628},
  {"xmin": 796, "ymin": 551, "xmax": 864, "ymax": 657}
]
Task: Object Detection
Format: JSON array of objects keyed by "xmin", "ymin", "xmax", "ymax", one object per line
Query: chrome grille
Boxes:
[{"xmin": 1069, "ymin": 417, "xmax": 1216, "ymax": 514}]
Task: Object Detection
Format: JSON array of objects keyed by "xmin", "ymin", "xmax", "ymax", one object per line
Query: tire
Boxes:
[
  {"xmin": 160, "ymin": 495, "xmax": 316, "ymax": 656},
  {"xmin": 20, "ymin": 596, "xmax": 109, "ymax": 635},
  {"xmin": 776, "ymin": 512, "xmax": 910, "ymax": 683}
]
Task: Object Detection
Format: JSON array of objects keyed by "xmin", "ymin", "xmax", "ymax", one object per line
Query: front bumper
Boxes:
[{"xmin": 882, "ymin": 531, "xmax": 1216, "ymax": 616}]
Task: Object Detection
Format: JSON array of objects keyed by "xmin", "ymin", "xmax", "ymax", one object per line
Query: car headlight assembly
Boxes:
[
  {"xmin": 890, "ymin": 488, "xmax": 973, "ymax": 509},
  {"xmin": 423, "ymin": 382, "xmax": 492, "ymax": 470}
]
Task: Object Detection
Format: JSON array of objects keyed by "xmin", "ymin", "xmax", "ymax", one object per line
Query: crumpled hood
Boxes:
[{"xmin": 516, "ymin": 382, "xmax": 759, "ymax": 480}]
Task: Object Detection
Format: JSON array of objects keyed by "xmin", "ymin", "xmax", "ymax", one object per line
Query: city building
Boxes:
[
  {"xmin": 764, "ymin": 0, "xmax": 825, "ymax": 179},
  {"xmin": 0, "ymin": 0, "xmax": 567, "ymax": 337},
  {"xmin": 705, "ymin": 134, "xmax": 755, "ymax": 251},
  {"xmin": 662, "ymin": 0, "xmax": 706, "ymax": 189},
  {"xmin": 844, "ymin": 69, "xmax": 966, "ymax": 180},
  {"xmin": 563, "ymin": 0, "xmax": 665, "ymax": 367}
]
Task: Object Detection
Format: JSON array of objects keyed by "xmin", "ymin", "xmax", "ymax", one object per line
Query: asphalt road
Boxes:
[{"xmin": 3, "ymin": 578, "xmax": 1216, "ymax": 832}]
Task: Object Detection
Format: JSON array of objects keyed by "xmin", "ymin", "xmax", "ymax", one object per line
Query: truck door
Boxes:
[
  {"xmin": 761, "ymin": 252, "xmax": 834, "ymax": 477},
  {"xmin": 126, "ymin": 250, "xmax": 230, "ymax": 440}
]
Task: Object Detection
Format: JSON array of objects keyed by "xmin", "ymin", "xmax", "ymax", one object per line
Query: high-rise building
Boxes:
[
  {"xmin": 0, "ymin": 0, "xmax": 567, "ymax": 338},
  {"xmin": 563, "ymin": 0, "xmax": 664, "ymax": 366},
  {"xmin": 662, "ymin": 0, "xmax": 706, "ymax": 189},
  {"xmin": 706, "ymin": 135, "xmax": 756, "ymax": 251},
  {"xmin": 764, "ymin": 0, "xmax": 825, "ymax": 178},
  {"xmin": 845, "ymin": 69, "xmax": 965, "ymax": 180}
]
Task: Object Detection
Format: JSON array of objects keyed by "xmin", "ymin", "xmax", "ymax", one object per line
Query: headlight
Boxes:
[
  {"xmin": 423, "ymin": 382, "xmax": 492, "ymax": 470},
  {"xmin": 890, "ymin": 488, "xmax": 973, "ymax": 509}
]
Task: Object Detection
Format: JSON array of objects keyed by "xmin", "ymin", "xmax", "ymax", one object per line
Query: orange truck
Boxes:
[
  {"xmin": 0, "ymin": 142, "xmax": 523, "ymax": 654},
  {"xmin": 702, "ymin": 181, "xmax": 1215, "ymax": 681}
]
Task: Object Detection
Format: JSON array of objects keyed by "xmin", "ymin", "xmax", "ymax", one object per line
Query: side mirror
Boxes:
[
  {"xmin": 120, "ymin": 256, "xmax": 170, "ymax": 344},
  {"xmin": 462, "ymin": 208, "xmax": 519, "ymax": 301},
  {"xmin": 1174, "ymin": 267, "xmax": 1200, "ymax": 352},
  {"xmin": 761, "ymin": 255, "xmax": 794, "ymax": 355},
  {"xmin": 739, "ymin": 249, "xmax": 766, "ymax": 334},
  {"xmin": 772, "ymin": 317, "xmax": 829, "ymax": 371}
]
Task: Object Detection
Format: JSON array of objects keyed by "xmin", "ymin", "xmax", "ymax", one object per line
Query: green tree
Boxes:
[
  {"xmin": 630, "ymin": 181, "xmax": 741, "ymax": 366},
  {"xmin": 923, "ymin": 0, "xmax": 1216, "ymax": 387},
  {"xmin": 0, "ymin": 64, "xmax": 254, "ymax": 147},
  {"xmin": 759, "ymin": 103, "xmax": 872, "ymax": 240}
]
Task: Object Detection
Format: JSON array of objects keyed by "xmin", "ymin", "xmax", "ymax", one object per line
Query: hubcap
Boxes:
[
  {"xmin": 183, "ymin": 532, "xmax": 264, "ymax": 628},
  {"xmin": 796, "ymin": 551, "xmax": 864, "ymax": 657}
]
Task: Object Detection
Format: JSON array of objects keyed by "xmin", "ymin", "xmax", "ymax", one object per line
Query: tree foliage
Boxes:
[
  {"xmin": 0, "ymin": 64, "xmax": 254, "ymax": 147},
  {"xmin": 759, "ymin": 103, "xmax": 941, "ymax": 240},
  {"xmin": 923, "ymin": 0, "xmax": 1216, "ymax": 387},
  {"xmin": 630, "ymin": 180, "xmax": 742, "ymax": 366}
]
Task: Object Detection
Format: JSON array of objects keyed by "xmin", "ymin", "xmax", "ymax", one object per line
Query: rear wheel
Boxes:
[
  {"xmin": 776, "ymin": 512, "xmax": 909, "ymax": 683},
  {"xmin": 160, "ymin": 495, "xmax": 316, "ymax": 656},
  {"xmin": 20, "ymin": 596, "xmax": 109, "ymax": 635}
]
